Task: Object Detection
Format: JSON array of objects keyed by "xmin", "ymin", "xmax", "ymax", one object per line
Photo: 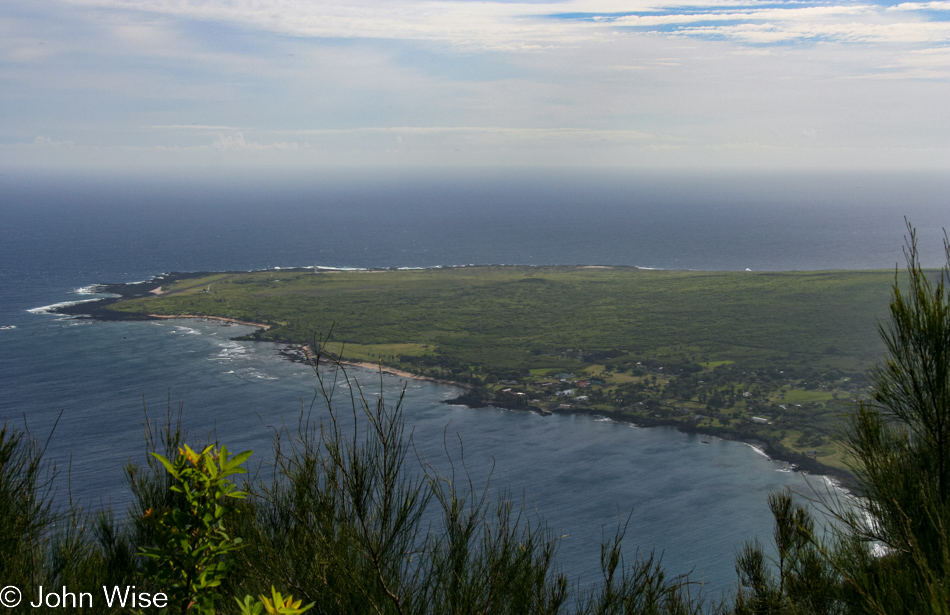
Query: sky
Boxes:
[{"xmin": 2, "ymin": 0, "xmax": 950, "ymax": 173}]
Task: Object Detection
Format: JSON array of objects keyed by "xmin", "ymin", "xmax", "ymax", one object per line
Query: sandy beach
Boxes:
[
  {"xmin": 147, "ymin": 314, "xmax": 271, "ymax": 329},
  {"xmin": 300, "ymin": 344, "xmax": 466, "ymax": 388}
]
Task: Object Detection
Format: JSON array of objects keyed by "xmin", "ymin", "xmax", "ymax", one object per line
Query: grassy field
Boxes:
[{"xmin": 103, "ymin": 266, "xmax": 899, "ymax": 473}]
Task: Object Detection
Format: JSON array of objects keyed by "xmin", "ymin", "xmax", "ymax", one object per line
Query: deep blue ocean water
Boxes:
[{"xmin": 1, "ymin": 169, "xmax": 948, "ymax": 596}]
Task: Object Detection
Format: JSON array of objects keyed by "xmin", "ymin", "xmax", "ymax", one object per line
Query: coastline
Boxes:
[
  {"xmin": 147, "ymin": 313, "xmax": 272, "ymax": 329},
  {"xmin": 54, "ymin": 303, "xmax": 856, "ymax": 487},
  {"xmin": 294, "ymin": 349, "xmax": 830, "ymax": 482},
  {"xmin": 559, "ymin": 405, "xmax": 857, "ymax": 488},
  {"xmin": 316, "ymin": 350, "xmax": 857, "ymax": 487},
  {"xmin": 262, "ymin": 338, "xmax": 849, "ymax": 486},
  {"xmin": 42, "ymin": 271, "xmax": 856, "ymax": 488},
  {"xmin": 297, "ymin": 344, "xmax": 471, "ymax": 390}
]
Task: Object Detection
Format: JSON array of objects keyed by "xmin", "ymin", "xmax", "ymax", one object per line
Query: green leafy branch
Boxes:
[{"xmin": 140, "ymin": 444, "xmax": 252, "ymax": 615}]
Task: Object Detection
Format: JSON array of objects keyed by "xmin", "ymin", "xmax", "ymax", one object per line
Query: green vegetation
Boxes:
[
  {"xmin": 732, "ymin": 228, "xmax": 950, "ymax": 613},
  {"xmin": 0, "ymin": 354, "xmax": 708, "ymax": 614},
  {"xmin": 101, "ymin": 266, "xmax": 897, "ymax": 471},
  {"xmin": 8, "ymin": 230, "xmax": 950, "ymax": 613},
  {"xmin": 142, "ymin": 444, "xmax": 251, "ymax": 615}
]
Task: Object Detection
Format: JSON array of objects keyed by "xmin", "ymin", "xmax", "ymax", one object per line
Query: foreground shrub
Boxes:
[
  {"xmin": 0, "ymin": 355, "xmax": 707, "ymax": 614},
  {"xmin": 735, "ymin": 226, "xmax": 950, "ymax": 614},
  {"xmin": 237, "ymin": 351, "xmax": 707, "ymax": 614},
  {"xmin": 141, "ymin": 444, "xmax": 251, "ymax": 615}
]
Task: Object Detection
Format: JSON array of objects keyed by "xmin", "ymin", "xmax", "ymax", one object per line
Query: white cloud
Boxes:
[
  {"xmin": 57, "ymin": 0, "xmax": 580, "ymax": 50},
  {"xmin": 861, "ymin": 45, "xmax": 950, "ymax": 77},
  {"xmin": 888, "ymin": 1, "xmax": 950, "ymax": 11},
  {"xmin": 211, "ymin": 132, "xmax": 308, "ymax": 151},
  {"xmin": 148, "ymin": 124, "xmax": 245, "ymax": 130},
  {"xmin": 31, "ymin": 136, "xmax": 75, "ymax": 147},
  {"xmin": 50, "ymin": 0, "xmax": 950, "ymax": 49},
  {"xmin": 611, "ymin": 5, "xmax": 875, "ymax": 28},
  {"xmin": 275, "ymin": 125, "xmax": 656, "ymax": 143},
  {"xmin": 3, "ymin": 0, "xmax": 949, "ymax": 171},
  {"xmin": 666, "ymin": 18, "xmax": 950, "ymax": 44}
]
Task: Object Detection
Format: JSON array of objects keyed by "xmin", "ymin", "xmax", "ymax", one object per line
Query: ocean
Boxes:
[{"xmin": 1, "ymin": 168, "xmax": 948, "ymax": 596}]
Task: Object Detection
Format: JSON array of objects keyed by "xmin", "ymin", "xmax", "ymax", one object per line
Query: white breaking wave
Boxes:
[
  {"xmin": 75, "ymin": 285, "xmax": 120, "ymax": 298},
  {"xmin": 312, "ymin": 265, "xmax": 368, "ymax": 272},
  {"xmin": 27, "ymin": 298, "xmax": 102, "ymax": 314},
  {"xmin": 745, "ymin": 443, "xmax": 771, "ymax": 460}
]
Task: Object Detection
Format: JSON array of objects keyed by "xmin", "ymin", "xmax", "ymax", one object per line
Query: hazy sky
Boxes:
[{"xmin": 3, "ymin": 0, "xmax": 950, "ymax": 172}]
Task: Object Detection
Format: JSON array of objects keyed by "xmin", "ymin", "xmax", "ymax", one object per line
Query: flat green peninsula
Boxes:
[{"xmin": 101, "ymin": 265, "xmax": 897, "ymax": 475}]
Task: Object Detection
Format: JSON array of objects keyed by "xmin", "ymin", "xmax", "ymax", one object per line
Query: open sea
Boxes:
[{"xmin": 1, "ymin": 168, "xmax": 948, "ymax": 598}]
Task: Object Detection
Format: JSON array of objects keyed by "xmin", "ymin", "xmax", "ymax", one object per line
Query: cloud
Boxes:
[
  {"xmin": 280, "ymin": 126, "xmax": 654, "ymax": 139},
  {"xmin": 148, "ymin": 124, "xmax": 245, "ymax": 131},
  {"xmin": 678, "ymin": 20, "xmax": 950, "ymax": 44},
  {"xmin": 4, "ymin": 0, "xmax": 949, "ymax": 172},
  {"xmin": 888, "ymin": 1, "xmax": 950, "ymax": 11},
  {"xmin": 58, "ymin": 0, "xmax": 580, "ymax": 50},
  {"xmin": 583, "ymin": 2, "xmax": 950, "ymax": 45},
  {"xmin": 610, "ymin": 5, "xmax": 875, "ymax": 28},
  {"xmin": 858, "ymin": 44, "xmax": 950, "ymax": 77},
  {"xmin": 211, "ymin": 132, "xmax": 308, "ymax": 152},
  {"xmin": 30, "ymin": 136, "xmax": 76, "ymax": 147},
  {"xmin": 53, "ymin": 0, "xmax": 950, "ymax": 49}
]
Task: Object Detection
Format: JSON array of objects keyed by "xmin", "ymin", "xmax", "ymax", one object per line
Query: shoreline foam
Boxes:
[
  {"xmin": 121, "ymin": 314, "xmax": 854, "ymax": 485},
  {"xmin": 147, "ymin": 314, "xmax": 272, "ymax": 329},
  {"xmin": 34, "ymin": 268, "xmax": 854, "ymax": 487},
  {"xmin": 28, "ymin": 298, "xmax": 104, "ymax": 314}
]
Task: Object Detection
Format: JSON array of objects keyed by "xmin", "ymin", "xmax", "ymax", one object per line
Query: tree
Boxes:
[
  {"xmin": 140, "ymin": 444, "xmax": 251, "ymax": 615},
  {"xmin": 838, "ymin": 225, "xmax": 950, "ymax": 612},
  {"xmin": 734, "ymin": 225, "xmax": 950, "ymax": 614}
]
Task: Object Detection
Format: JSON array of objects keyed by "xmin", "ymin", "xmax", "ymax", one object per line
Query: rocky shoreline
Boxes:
[
  {"xmin": 442, "ymin": 391, "xmax": 856, "ymax": 490},
  {"xmin": 50, "ymin": 271, "xmax": 217, "ymax": 320},
  {"xmin": 49, "ymin": 271, "xmax": 855, "ymax": 491}
]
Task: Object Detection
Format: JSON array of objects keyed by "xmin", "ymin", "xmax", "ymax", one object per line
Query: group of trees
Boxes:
[
  {"xmin": 729, "ymin": 229, "xmax": 950, "ymax": 613},
  {"xmin": 3, "ymin": 228, "xmax": 950, "ymax": 613},
  {"xmin": 395, "ymin": 353, "xmax": 528, "ymax": 385},
  {"xmin": 1, "ymin": 364, "xmax": 706, "ymax": 614}
]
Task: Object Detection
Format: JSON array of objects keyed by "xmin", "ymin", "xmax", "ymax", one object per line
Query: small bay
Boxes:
[
  {"xmin": 1, "ymin": 316, "xmax": 816, "ymax": 595},
  {"xmin": 3, "ymin": 170, "xmax": 945, "ymax": 597}
]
